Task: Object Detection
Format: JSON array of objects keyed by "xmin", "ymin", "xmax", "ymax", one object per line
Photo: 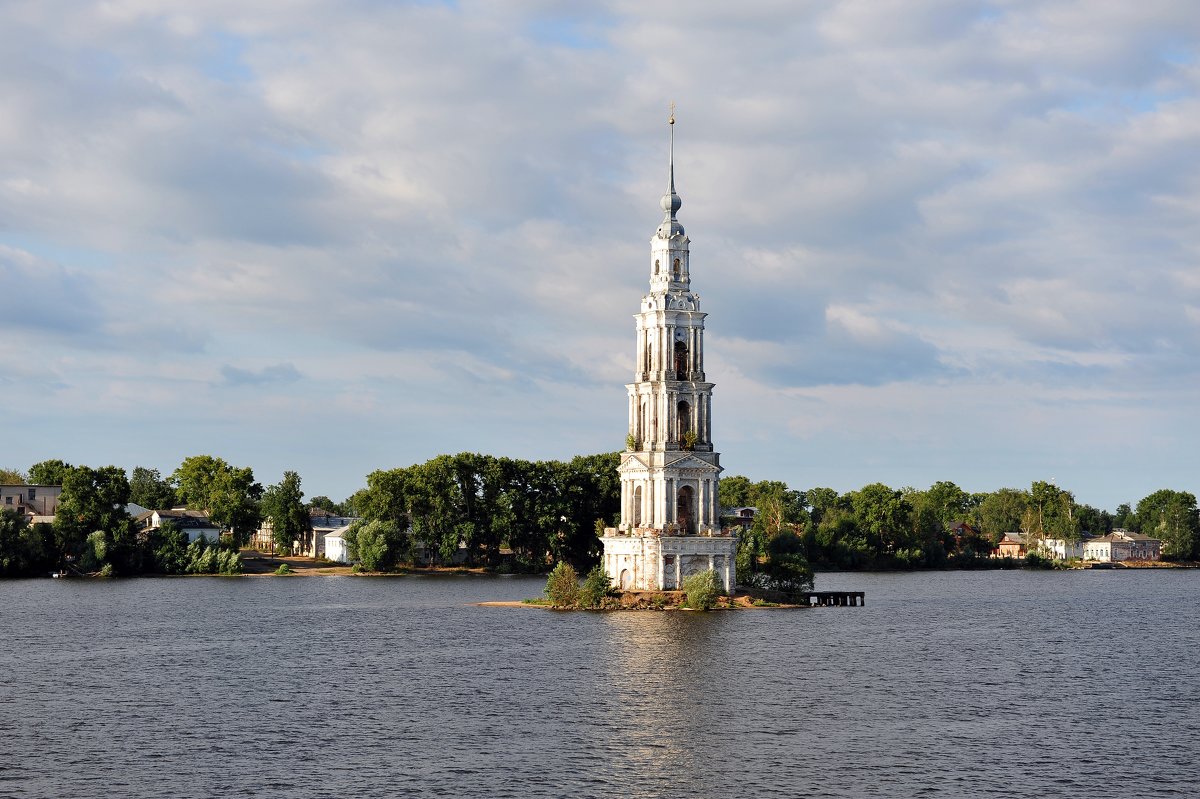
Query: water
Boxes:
[{"xmin": 1, "ymin": 570, "xmax": 1197, "ymax": 798}]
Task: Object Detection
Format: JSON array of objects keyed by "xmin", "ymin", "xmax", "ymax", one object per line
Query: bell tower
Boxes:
[{"xmin": 601, "ymin": 110, "xmax": 737, "ymax": 593}]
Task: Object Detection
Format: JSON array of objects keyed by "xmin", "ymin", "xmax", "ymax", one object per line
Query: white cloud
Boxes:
[{"xmin": 0, "ymin": 0, "xmax": 1197, "ymax": 506}]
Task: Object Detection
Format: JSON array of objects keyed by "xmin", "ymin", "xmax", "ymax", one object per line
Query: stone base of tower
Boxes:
[{"xmin": 601, "ymin": 528, "xmax": 737, "ymax": 593}]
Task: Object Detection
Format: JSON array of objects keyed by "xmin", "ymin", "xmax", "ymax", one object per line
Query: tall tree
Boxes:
[
  {"xmin": 28, "ymin": 460, "xmax": 73, "ymax": 485},
  {"xmin": 1135, "ymin": 490, "xmax": 1200, "ymax": 560},
  {"xmin": 52, "ymin": 465, "xmax": 137, "ymax": 574},
  {"xmin": 977, "ymin": 488, "xmax": 1029, "ymax": 540},
  {"xmin": 718, "ymin": 475, "xmax": 754, "ymax": 509},
  {"xmin": 171, "ymin": 456, "xmax": 263, "ymax": 546},
  {"xmin": 924, "ymin": 481, "xmax": 971, "ymax": 527},
  {"xmin": 308, "ymin": 495, "xmax": 342, "ymax": 515},
  {"xmin": 1113, "ymin": 503, "xmax": 1137, "ymax": 531},
  {"xmin": 0, "ymin": 468, "xmax": 27, "ymax": 484},
  {"xmin": 262, "ymin": 471, "xmax": 310, "ymax": 555},
  {"xmin": 1025, "ymin": 481, "xmax": 1080, "ymax": 543},
  {"xmin": 129, "ymin": 467, "xmax": 177, "ymax": 509},
  {"xmin": 847, "ymin": 483, "xmax": 912, "ymax": 557},
  {"xmin": 805, "ymin": 487, "xmax": 841, "ymax": 529}
]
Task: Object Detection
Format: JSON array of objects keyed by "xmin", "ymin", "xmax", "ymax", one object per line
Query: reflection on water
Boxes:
[
  {"xmin": 597, "ymin": 613, "xmax": 730, "ymax": 796},
  {"xmin": 1, "ymin": 570, "xmax": 1198, "ymax": 798}
]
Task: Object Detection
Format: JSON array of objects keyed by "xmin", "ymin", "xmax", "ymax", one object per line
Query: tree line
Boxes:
[
  {"xmin": 721, "ymin": 477, "xmax": 1200, "ymax": 571},
  {"xmin": 4, "ymin": 453, "xmax": 1196, "ymax": 578},
  {"xmin": 344, "ymin": 452, "xmax": 620, "ymax": 572},
  {"xmin": 0, "ymin": 457, "xmax": 318, "ymax": 577}
]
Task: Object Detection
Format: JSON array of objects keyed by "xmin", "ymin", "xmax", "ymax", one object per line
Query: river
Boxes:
[{"xmin": 1, "ymin": 569, "xmax": 1196, "ymax": 798}]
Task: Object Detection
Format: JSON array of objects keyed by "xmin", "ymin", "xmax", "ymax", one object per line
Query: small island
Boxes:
[{"xmin": 492, "ymin": 560, "xmax": 860, "ymax": 612}]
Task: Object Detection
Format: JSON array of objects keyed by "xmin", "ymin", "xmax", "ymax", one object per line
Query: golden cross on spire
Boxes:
[{"xmin": 668, "ymin": 101, "xmax": 675, "ymax": 125}]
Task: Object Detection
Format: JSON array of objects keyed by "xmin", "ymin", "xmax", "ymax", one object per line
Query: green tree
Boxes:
[
  {"xmin": 544, "ymin": 561, "xmax": 580, "ymax": 607},
  {"xmin": 765, "ymin": 529, "xmax": 814, "ymax": 599},
  {"xmin": 1075, "ymin": 504, "xmax": 1113, "ymax": 537},
  {"xmin": 347, "ymin": 519, "xmax": 408, "ymax": 571},
  {"xmin": 129, "ymin": 467, "xmax": 176, "ymax": 509},
  {"xmin": 1135, "ymin": 490, "xmax": 1200, "ymax": 560},
  {"xmin": 751, "ymin": 480, "xmax": 808, "ymax": 536},
  {"xmin": 171, "ymin": 456, "xmax": 263, "ymax": 546},
  {"xmin": 0, "ymin": 468, "xmax": 27, "ymax": 484},
  {"xmin": 719, "ymin": 475, "xmax": 754, "ymax": 509},
  {"xmin": 262, "ymin": 471, "xmax": 309, "ymax": 555},
  {"xmin": 977, "ymin": 488, "xmax": 1029, "ymax": 541},
  {"xmin": 1113, "ymin": 502, "xmax": 1137, "ymax": 531},
  {"xmin": 147, "ymin": 519, "xmax": 189, "ymax": 574},
  {"xmin": 579, "ymin": 564, "xmax": 612, "ymax": 608},
  {"xmin": 806, "ymin": 487, "xmax": 841, "ymax": 528},
  {"xmin": 308, "ymin": 495, "xmax": 343, "ymax": 515},
  {"xmin": 1025, "ymin": 481, "xmax": 1080, "ymax": 545},
  {"xmin": 924, "ymin": 481, "xmax": 971, "ymax": 527},
  {"xmin": 52, "ymin": 465, "xmax": 138, "ymax": 574},
  {"xmin": 847, "ymin": 483, "xmax": 912, "ymax": 558},
  {"xmin": 28, "ymin": 459, "xmax": 73, "ymax": 485},
  {"xmin": 682, "ymin": 569, "xmax": 720, "ymax": 610},
  {"xmin": 0, "ymin": 510, "xmax": 55, "ymax": 577},
  {"xmin": 904, "ymin": 488, "xmax": 948, "ymax": 566}
]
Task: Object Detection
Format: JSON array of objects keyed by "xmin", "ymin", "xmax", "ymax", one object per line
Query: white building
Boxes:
[
  {"xmin": 324, "ymin": 526, "xmax": 353, "ymax": 564},
  {"xmin": 136, "ymin": 509, "xmax": 222, "ymax": 543},
  {"xmin": 1, "ymin": 484, "xmax": 62, "ymax": 518},
  {"xmin": 1040, "ymin": 538, "xmax": 1084, "ymax": 560},
  {"xmin": 601, "ymin": 115, "xmax": 737, "ymax": 593},
  {"xmin": 1083, "ymin": 529, "xmax": 1161, "ymax": 562}
]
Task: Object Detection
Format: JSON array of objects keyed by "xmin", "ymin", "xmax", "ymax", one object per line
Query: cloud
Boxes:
[
  {"xmin": 219, "ymin": 363, "xmax": 303, "ymax": 387},
  {"xmin": 0, "ymin": 0, "xmax": 1197, "ymax": 506},
  {"xmin": 0, "ymin": 246, "xmax": 104, "ymax": 338}
]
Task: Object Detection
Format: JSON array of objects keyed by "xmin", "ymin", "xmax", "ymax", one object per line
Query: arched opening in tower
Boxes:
[
  {"xmin": 677, "ymin": 485, "xmax": 695, "ymax": 535},
  {"xmin": 677, "ymin": 400, "xmax": 691, "ymax": 444},
  {"xmin": 673, "ymin": 341, "xmax": 688, "ymax": 378},
  {"xmin": 673, "ymin": 258, "xmax": 681, "ymax": 280},
  {"xmin": 633, "ymin": 485, "xmax": 643, "ymax": 527}
]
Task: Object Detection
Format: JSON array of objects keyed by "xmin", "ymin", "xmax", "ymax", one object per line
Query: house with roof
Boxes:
[
  {"xmin": 1084, "ymin": 529, "xmax": 1161, "ymax": 562},
  {"xmin": 721, "ymin": 506, "xmax": 757, "ymax": 531},
  {"xmin": 254, "ymin": 508, "xmax": 360, "ymax": 557},
  {"xmin": 324, "ymin": 526, "xmax": 353, "ymax": 564},
  {"xmin": 948, "ymin": 521, "xmax": 979, "ymax": 538},
  {"xmin": 1, "ymin": 484, "xmax": 62, "ymax": 518},
  {"xmin": 994, "ymin": 532, "xmax": 1027, "ymax": 559},
  {"xmin": 1040, "ymin": 538, "xmax": 1084, "ymax": 560},
  {"xmin": 136, "ymin": 509, "xmax": 223, "ymax": 543}
]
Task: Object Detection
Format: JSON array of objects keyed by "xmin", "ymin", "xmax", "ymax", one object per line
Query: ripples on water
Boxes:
[{"xmin": 1, "ymin": 570, "xmax": 1197, "ymax": 798}]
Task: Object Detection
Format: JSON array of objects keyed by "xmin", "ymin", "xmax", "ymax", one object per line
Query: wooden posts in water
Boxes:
[{"xmin": 800, "ymin": 591, "xmax": 865, "ymax": 607}]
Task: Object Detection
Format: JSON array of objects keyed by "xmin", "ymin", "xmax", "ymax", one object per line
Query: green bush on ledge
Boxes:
[
  {"xmin": 544, "ymin": 562, "xmax": 581, "ymax": 607},
  {"xmin": 682, "ymin": 568, "xmax": 720, "ymax": 610}
]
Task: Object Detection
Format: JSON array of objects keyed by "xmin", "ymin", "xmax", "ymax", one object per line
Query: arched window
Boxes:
[
  {"xmin": 673, "ymin": 258, "xmax": 681, "ymax": 280},
  {"xmin": 674, "ymin": 341, "xmax": 688, "ymax": 378},
  {"xmin": 677, "ymin": 486, "xmax": 695, "ymax": 535},
  {"xmin": 654, "ymin": 259, "xmax": 660, "ymax": 274},
  {"xmin": 677, "ymin": 400, "xmax": 690, "ymax": 444},
  {"xmin": 633, "ymin": 485, "xmax": 643, "ymax": 527}
]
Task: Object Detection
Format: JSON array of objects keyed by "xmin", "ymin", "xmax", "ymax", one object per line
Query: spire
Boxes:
[{"xmin": 658, "ymin": 102, "xmax": 684, "ymax": 238}]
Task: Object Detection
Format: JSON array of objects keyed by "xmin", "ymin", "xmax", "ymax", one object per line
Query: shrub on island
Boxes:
[
  {"xmin": 544, "ymin": 562, "xmax": 580, "ymax": 607},
  {"xmin": 578, "ymin": 565, "xmax": 613, "ymax": 609},
  {"xmin": 682, "ymin": 569, "xmax": 721, "ymax": 611}
]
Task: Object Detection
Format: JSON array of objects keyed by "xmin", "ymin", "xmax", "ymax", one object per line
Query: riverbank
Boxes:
[
  {"xmin": 480, "ymin": 590, "xmax": 815, "ymax": 611},
  {"xmin": 238, "ymin": 552, "xmax": 499, "ymax": 577}
]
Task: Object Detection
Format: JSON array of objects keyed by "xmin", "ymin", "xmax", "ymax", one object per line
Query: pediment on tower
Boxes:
[
  {"xmin": 619, "ymin": 452, "xmax": 651, "ymax": 471},
  {"xmin": 663, "ymin": 454, "xmax": 722, "ymax": 474}
]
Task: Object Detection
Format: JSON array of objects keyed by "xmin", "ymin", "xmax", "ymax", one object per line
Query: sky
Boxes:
[{"xmin": 1, "ymin": 0, "xmax": 1197, "ymax": 510}]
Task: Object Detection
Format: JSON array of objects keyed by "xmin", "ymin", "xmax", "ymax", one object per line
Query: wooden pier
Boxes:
[{"xmin": 800, "ymin": 591, "xmax": 865, "ymax": 607}]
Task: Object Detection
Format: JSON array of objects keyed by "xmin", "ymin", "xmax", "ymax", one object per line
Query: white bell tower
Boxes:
[{"xmin": 601, "ymin": 109, "xmax": 737, "ymax": 593}]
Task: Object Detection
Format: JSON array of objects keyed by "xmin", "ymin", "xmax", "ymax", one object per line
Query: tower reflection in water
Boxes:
[{"xmin": 583, "ymin": 612, "xmax": 737, "ymax": 795}]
